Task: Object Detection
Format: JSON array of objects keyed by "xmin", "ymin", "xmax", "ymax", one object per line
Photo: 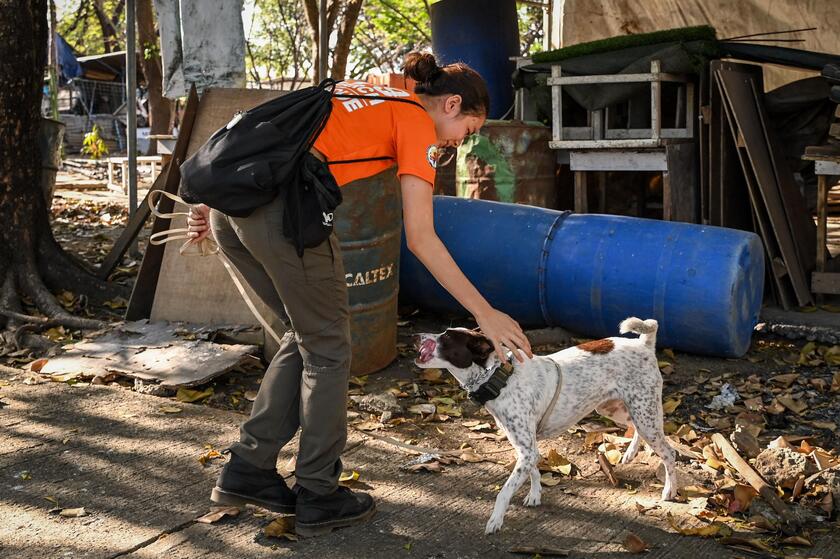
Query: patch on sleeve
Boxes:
[
  {"xmin": 426, "ymin": 145, "xmax": 439, "ymax": 169},
  {"xmin": 576, "ymin": 339, "xmax": 615, "ymax": 354}
]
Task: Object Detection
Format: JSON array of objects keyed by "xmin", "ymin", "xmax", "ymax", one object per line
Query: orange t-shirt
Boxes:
[{"xmin": 313, "ymin": 81, "xmax": 438, "ymax": 187}]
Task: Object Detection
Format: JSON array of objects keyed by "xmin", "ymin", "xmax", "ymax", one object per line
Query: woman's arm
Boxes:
[{"xmin": 400, "ymin": 173, "xmax": 532, "ymax": 362}]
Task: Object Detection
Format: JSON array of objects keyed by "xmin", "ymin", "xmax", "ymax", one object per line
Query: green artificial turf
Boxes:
[{"xmin": 531, "ymin": 25, "xmax": 717, "ymax": 64}]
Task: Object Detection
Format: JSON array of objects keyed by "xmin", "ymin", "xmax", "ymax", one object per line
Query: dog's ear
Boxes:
[{"xmin": 466, "ymin": 333, "xmax": 494, "ymax": 366}]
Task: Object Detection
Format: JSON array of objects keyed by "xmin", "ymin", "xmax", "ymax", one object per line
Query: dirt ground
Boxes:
[{"xmin": 1, "ymin": 172, "xmax": 840, "ymax": 557}]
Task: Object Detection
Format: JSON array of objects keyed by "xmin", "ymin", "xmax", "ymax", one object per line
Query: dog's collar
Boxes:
[{"xmin": 468, "ymin": 355, "xmax": 515, "ymax": 405}]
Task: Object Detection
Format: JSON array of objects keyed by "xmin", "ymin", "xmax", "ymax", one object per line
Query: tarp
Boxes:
[
  {"xmin": 553, "ymin": 0, "xmax": 840, "ymax": 90},
  {"xmin": 55, "ymin": 34, "xmax": 83, "ymax": 83},
  {"xmin": 153, "ymin": 0, "xmax": 246, "ymax": 98}
]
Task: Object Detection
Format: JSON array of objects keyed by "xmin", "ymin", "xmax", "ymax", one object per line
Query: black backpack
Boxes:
[{"xmin": 179, "ymin": 79, "xmax": 423, "ymax": 256}]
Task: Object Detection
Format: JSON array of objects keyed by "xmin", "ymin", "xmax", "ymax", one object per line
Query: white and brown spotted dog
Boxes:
[{"xmin": 414, "ymin": 317, "xmax": 677, "ymax": 534}]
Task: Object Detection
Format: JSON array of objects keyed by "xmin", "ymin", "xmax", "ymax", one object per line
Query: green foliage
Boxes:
[
  {"xmin": 244, "ymin": 0, "xmax": 312, "ymax": 88},
  {"xmin": 142, "ymin": 41, "xmax": 160, "ymax": 60},
  {"xmin": 81, "ymin": 124, "xmax": 109, "ymax": 159},
  {"xmin": 350, "ymin": 0, "xmax": 431, "ymax": 79},
  {"xmin": 57, "ymin": 0, "xmax": 125, "ymax": 55}
]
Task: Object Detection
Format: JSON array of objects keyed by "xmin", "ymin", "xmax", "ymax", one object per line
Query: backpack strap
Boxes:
[{"xmin": 331, "ymin": 93, "xmax": 425, "ymax": 111}]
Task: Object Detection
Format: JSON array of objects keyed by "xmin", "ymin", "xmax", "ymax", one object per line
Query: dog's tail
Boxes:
[{"xmin": 619, "ymin": 317, "xmax": 658, "ymax": 349}]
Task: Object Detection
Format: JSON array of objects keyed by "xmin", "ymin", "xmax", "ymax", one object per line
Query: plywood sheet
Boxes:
[{"xmin": 150, "ymin": 89, "xmax": 285, "ymax": 327}]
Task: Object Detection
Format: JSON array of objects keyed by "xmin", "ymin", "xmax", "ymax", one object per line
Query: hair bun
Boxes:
[{"xmin": 402, "ymin": 52, "xmax": 440, "ymax": 83}]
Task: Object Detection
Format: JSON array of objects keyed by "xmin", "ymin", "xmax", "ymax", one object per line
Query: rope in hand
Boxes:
[{"xmin": 146, "ymin": 190, "xmax": 284, "ymax": 347}]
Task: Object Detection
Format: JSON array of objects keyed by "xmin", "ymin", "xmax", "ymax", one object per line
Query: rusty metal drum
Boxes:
[
  {"xmin": 456, "ymin": 120, "xmax": 558, "ymax": 209},
  {"xmin": 335, "ymin": 167, "xmax": 402, "ymax": 375}
]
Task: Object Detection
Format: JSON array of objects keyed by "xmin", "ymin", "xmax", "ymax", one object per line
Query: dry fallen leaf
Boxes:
[
  {"xmin": 28, "ymin": 358, "xmax": 49, "ymax": 373},
  {"xmin": 662, "ymin": 398, "xmax": 681, "ymax": 414},
  {"xmin": 176, "ymin": 387, "xmax": 213, "ymax": 403},
  {"xmin": 832, "ymin": 371, "xmax": 840, "ymax": 392},
  {"xmin": 196, "ymin": 506, "xmax": 240, "ymax": 524},
  {"xmin": 198, "ymin": 447, "xmax": 223, "ymax": 467},
  {"xmin": 776, "ymin": 395, "xmax": 807, "ymax": 414},
  {"xmin": 263, "ymin": 516, "xmax": 297, "ymax": 541},
  {"xmin": 58, "ymin": 507, "xmax": 88, "ymax": 518},
  {"xmin": 459, "ymin": 450, "xmax": 484, "ymax": 463},
  {"xmin": 770, "ymin": 373, "xmax": 799, "ymax": 388},
  {"xmin": 780, "ymin": 535, "xmax": 812, "ymax": 547},
  {"xmin": 406, "ymin": 461, "xmax": 443, "ymax": 473},
  {"xmin": 667, "ymin": 513, "xmax": 732, "ymax": 538},
  {"xmin": 540, "ymin": 449, "xmax": 573, "ymax": 475},
  {"xmin": 622, "ymin": 533, "xmax": 649, "ymax": 553},
  {"xmin": 353, "ymin": 420, "xmax": 384, "ymax": 432},
  {"xmin": 407, "ymin": 403, "xmax": 436, "ymax": 415},
  {"xmin": 540, "ymin": 472, "xmax": 563, "ymax": 487},
  {"xmin": 158, "ymin": 405, "xmax": 182, "ymax": 414}
]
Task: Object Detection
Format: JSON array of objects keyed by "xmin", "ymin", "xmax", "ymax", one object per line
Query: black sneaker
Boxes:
[
  {"xmin": 294, "ymin": 485, "xmax": 376, "ymax": 537},
  {"xmin": 210, "ymin": 451, "xmax": 296, "ymax": 513}
]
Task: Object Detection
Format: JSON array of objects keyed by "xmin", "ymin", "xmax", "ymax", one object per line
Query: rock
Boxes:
[
  {"xmin": 349, "ymin": 391, "xmax": 401, "ymax": 414},
  {"xmin": 754, "ymin": 448, "xmax": 818, "ymax": 489},
  {"xmin": 730, "ymin": 425, "xmax": 761, "ymax": 459},
  {"xmin": 132, "ymin": 379, "xmax": 175, "ymax": 397}
]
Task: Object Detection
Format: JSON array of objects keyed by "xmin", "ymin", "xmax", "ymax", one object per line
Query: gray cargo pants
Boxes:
[{"xmin": 209, "ymin": 192, "xmax": 351, "ymax": 495}]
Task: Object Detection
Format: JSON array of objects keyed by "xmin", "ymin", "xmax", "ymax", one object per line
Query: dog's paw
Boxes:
[
  {"xmin": 523, "ymin": 492, "xmax": 541, "ymax": 507},
  {"xmin": 484, "ymin": 515, "xmax": 504, "ymax": 534},
  {"xmin": 661, "ymin": 484, "xmax": 678, "ymax": 501}
]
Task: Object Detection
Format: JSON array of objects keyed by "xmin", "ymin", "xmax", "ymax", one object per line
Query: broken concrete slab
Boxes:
[{"xmin": 38, "ymin": 320, "xmax": 259, "ymax": 387}]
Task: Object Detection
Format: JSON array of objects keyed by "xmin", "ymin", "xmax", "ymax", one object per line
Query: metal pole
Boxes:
[
  {"xmin": 319, "ymin": 0, "xmax": 328, "ymax": 81},
  {"xmin": 126, "ymin": 0, "xmax": 138, "ymax": 223}
]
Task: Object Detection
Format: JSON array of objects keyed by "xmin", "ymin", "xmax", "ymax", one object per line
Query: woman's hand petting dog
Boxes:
[
  {"xmin": 187, "ymin": 203, "xmax": 211, "ymax": 244},
  {"xmin": 475, "ymin": 307, "xmax": 532, "ymax": 363}
]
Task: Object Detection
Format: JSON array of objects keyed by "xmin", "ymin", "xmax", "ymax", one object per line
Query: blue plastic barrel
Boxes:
[
  {"xmin": 400, "ymin": 197, "xmax": 765, "ymax": 357},
  {"xmin": 430, "ymin": 0, "xmax": 519, "ymax": 119}
]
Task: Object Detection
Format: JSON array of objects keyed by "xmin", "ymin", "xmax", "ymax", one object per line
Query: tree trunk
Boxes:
[
  {"xmin": 92, "ymin": 0, "xmax": 121, "ymax": 52},
  {"xmin": 136, "ymin": 0, "xmax": 171, "ymax": 155},
  {"xmin": 331, "ymin": 0, "xmax": 363, "ymax": 80},
  {"xmin": 302, "ymin": 0, "xmax": 322, "ymax": 82},
  {"xmin": 0, "ymin": 2, "xmax": 125, "ymax": 341}
]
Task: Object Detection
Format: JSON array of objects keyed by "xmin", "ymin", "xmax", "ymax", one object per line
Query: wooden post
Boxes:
[
  {"xmin": 816, "ymin": 174, "xmax": 828, "ymax": 274},
  {"xmin": 551, "ymin": 65, "xmax": 563, "ymax": 142},
  {"xmin": 650, "ymin": 60, "xmax": 661, "ymax": 143},
  {"xmin": 574, "ymin": 171, "xmax": 588, "ymax": 213}
]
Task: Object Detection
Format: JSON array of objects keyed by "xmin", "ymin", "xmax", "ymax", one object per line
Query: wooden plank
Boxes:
[
  {"xmin": 96, "ymin": 165, "xmax": 168, "ymax": 280},
  {"xmin": 663, "ymin": 142, "xmax": 697, "ymax": 223},
  {"xmin": 811, "ymin": 272, "xmax": 840, "ymax": 294},
  {"xmin": 546, "ymin": 72, "xmax": 690, "ymax": 85},
  {"xmin": 716, "ymin": 65, "xmax": 812, "ymax": 307},
  {"xmin": 569, "ymin": 150, "xmax": 667, "ymax": 172},
  {"xmin": 817, "ymin": 175, "xmax": 828, "ymax": 273},
  {"xmin": 550, "ymin": 138, "xmax": 682, "ymax": 149},
  {"xmin": 574, "ymin": 171, "xmax": 588, "ymax": 213},
  {"xmin": 551, "ymin": 65, "xmax": 562, "ymax": 142},
  {"xmin": 716, "ymin": 75, "xmax": 794, "ymax": 309},
  {"xmin": 125, "ymin": 85, "xmax": 200, "ymax": 321},
  {"xmin": 749, "ymin": 77, "xmax": 818, "ymax": 274}
]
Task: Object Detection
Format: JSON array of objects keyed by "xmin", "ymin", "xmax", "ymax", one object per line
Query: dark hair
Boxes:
[{"xmin": 402, "ymin": 52, "xmax": 490, "ymax": 117}]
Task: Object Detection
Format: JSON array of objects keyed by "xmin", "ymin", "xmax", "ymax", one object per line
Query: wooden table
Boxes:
[{"xmin": 107, "ymin": 155, "xmax": 164, "ymax": 193}]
